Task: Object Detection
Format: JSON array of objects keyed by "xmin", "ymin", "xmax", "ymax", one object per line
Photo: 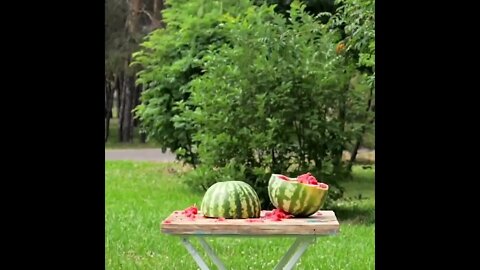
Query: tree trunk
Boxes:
[
  {"xmin": 119, "ymin": 73, "xmax": 136, "ymax": 142},
  {"xmin": 348, "ymin": 134, "xmax": 363, "ymax": 170},
  {"xmin": 105, "ymin": 117, "xmax": 111, "ymax": 143},
  {"xmin": 105, "ymin": 76, "xmax": 115, "ymax": 142},
  {"xmin": 153, "ymin": 0, "xmax": 164, "ymax": 21},
  {"xmin": 347, "ymin": 84, "xmax": 375, "ymax": 171},
  {"xmin": 118, "ymin": 0, "xmax": 143, "ymax": 143},
  {"xmin": 118, "ymin": 75, "xmax": 125, "ymax": 141},
  {"xmin": 139, "ymin": 0, "xmax": 164, "ymax": 32},
  {"xmin": 105, "ymin": 78, "xmax": 109, "ymax": 142},
  {"xmin": 133, "ymin": 84, "xmax": 147, "ymax": 143},
  {"xmin": 347, "ymin": 117, "xmax": 375, "ymax": 171},
  {"xmin": 140, "ymin": 131, "xmax": 147, "ymax": 143},
  {"xmin": 115, "ymin": 74, "xmax": 122, "ymax": 119},
  {"xmin": 127, "ymin": 0, "xmax": 142, "ymax": 34},
  {"xmin": 132, "ymin": 84, "xmax": 141, "ymax": 127}
]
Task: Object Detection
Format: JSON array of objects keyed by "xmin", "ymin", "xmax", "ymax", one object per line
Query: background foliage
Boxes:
[{"xmin": 106, "ymin": 0, "xmax": 375, "ymax": 207}]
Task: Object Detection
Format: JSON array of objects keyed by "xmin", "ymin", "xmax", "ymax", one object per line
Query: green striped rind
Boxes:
[
  {"xmin": 200, "ymin": 181, "xmax": 261, "ymax": 219},
  {"xmin": 268, "ymin": 174, "xmax": 329, "ymax": 217}
]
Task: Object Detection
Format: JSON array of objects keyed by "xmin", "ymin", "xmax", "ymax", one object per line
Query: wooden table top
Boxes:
[{"xmin": 161, "ymin": 210, "xmax": 339, "ymax": 236}]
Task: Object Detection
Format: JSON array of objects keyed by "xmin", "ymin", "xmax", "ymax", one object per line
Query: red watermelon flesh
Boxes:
[
  {"xmin": 277, "ymin": 172, "xmax": 329, "ymax": 189},
  {"xmin": 265, "ymin": 208, "xmax": 293, "ymax": 221},
  {"xmin": 297, "ymin": 172, "xmax": 318, "ymax": 185},
  {"xmin": 182, "ymin": 205, "xmax": 198, "ymax": 219}
]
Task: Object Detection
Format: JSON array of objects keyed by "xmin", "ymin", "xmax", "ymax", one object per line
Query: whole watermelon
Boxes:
[
  {"xmin": 268, "ymin": 173, "xmax": 329, "ymax": 217},
  {"xmin": 201, "ymin": 181, "xmax": 261, "ymax": 219}
]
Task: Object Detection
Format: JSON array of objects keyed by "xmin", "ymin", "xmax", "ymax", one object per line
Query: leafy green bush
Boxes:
[
  {"xmin": 331, "ymin": 0, "xmax": 375, "ymax": 157},
  {"xmin": 133, "ymin": 0, "xmax": 374, "ymax": 208},
  {"xmin": 177, "ymin": 1, "xmax": 370, "ymax": 207},
  {"xmin": 132, "ymin": 0, "xmax": 252, "ymax": 166}
]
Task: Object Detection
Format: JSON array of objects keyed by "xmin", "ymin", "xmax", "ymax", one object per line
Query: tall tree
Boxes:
[
  {"xmin": 331, "ymin": 0, "xmax": 375, "ymax": 169},
  {"xmin": 106, "ymin": 0, "xmax": 166, "ymax": 143},
  {"xmin": 118, "ymin": 0, "xmax": 142, "ymax": 142},
  {"xmin": 105, "ymin": 0, "xmax": 128, "ymax": 141},
  {"xmin": 105, "ymin": 74, "xmax": 115, "ymax": 142}
]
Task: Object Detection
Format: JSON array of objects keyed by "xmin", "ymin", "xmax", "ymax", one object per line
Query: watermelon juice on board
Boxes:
[{"xmin": 170, "ymin": 172, "xmax": 329, "ymax": 223}]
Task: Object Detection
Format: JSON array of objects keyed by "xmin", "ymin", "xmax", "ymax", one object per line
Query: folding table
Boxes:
[{"xmin": 161, "ymin": 210, "xmax": 339, "ymax": 270}]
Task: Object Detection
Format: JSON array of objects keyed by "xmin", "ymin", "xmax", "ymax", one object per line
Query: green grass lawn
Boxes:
[{"xmin": 106, "ymin": 161, "xmax": 375, "ymax": 269}]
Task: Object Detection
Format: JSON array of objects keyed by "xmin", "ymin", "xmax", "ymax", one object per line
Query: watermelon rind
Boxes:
[
  {"xmin": 200, "ymin": 181, "xmax": 261, "ymax": 219},
  {"xmin": 268, "ymin": 174, "xmax": 329, "ymax": 217}
]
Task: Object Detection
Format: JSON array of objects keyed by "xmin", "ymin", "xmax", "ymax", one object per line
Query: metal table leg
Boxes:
[
  {"xmin": 181, "ymin": 236, "xmax": 315, "ymax": 270},
  {"xmin": 198, "ymin": 237, "xmax": 227, "ymax": 270},
  {"xmin": 181, "ymin": 237, "xmax": 211, "ymax": 270},
  {"xmin": 273, "ymin": 236, "xmax": 315, "ymax": 270}
]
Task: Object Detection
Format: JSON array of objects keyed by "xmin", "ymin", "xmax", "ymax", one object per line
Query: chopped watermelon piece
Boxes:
[
  {"xmin": 297, "ymin": 172, "xmax": 328, "ymax": 186},
  {"xmin": 264, "ymin": 208, "xmax": 293, "ymax": 221},
  {"xmin": 297, "ymin": 172, "xmax": 319, "ymax": 185},
  {"xmin": 278, "ymin": 175, "xmax": 290, "ymax": 181},
  {"xmin": 182, "ymin": 205, "xmax": 198, "ymax": 218}
]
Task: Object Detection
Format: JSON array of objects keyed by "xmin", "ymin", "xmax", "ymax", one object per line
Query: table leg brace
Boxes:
[
  {"xmin": 182, "ymin": 236, "xmax": 314, "ymax": 270},
  {"xmin": 198, "ymin": 237, "xmax": 227, "ymax": 270},
  {"xmin": 181, "ymin": 237, "xmax": 210, "ymax": 270},
  {"xmin": 273, "ymin": 236, "xmax": 315, "ymax": 270},
  {"xmin": 181, "ymin": 237, "xmax": 227, "ymax": 270}
]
